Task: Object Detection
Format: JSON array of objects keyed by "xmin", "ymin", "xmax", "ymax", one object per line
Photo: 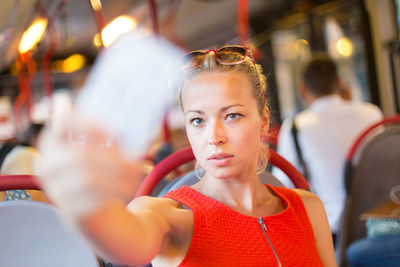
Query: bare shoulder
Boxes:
[
  {"xmin": 293, "ymin": 189, "xmax": 328, "ymax": 223},
  {"xmin": 293, "ymin": 189, "xmax": 325, "ymax": 212},
  {"xmin": 294, "ymin": 189, "xmax": 338, "ymax": 266}
]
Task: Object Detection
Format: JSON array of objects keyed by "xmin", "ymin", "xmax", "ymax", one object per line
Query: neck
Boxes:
[
  {"xmin": 308, "ymin": 92, "xmax": 338, "ymax": 105},
  {"xmin": 193, "ymin": 172, "xmax": 272, "ymax": 216}
]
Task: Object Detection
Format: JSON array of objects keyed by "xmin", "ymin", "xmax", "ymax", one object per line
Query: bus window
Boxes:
[
  {"xmin": 270, "ymin": 2, "xmax": 379, "ymax": 122},
  {"xmin": 322, "ymin": 7, "xmax": 371, "ymax": 102},
  {"xmin": 271, "ymin": 22, "xmax": 311, "ymax": 119}
]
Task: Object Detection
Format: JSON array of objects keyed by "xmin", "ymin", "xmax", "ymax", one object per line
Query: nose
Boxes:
[{"xmin": 208, "ymin": 119, "xmax": 226, "ymax": 145}]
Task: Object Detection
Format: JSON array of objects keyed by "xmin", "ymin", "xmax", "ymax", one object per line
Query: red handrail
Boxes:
[
  {"xmin": 136, "ymin": 148, "xmax": 195, "ymax": 197},
  {"xmin": 135, "ymin": 147, "xmax": 309, "ymax": 197},
  {"xmin": 346, "ymin": 114, "xmax": 400, "ymax": 161},
  {"xmin": 269, "ymin": 149, "xmax": 309, "ymax": 190}
]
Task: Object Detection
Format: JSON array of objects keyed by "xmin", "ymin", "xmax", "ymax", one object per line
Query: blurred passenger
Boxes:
[
  {"xmin": 37, "ymin": 46, "xmax": 337, "ymax": 266},
  {"xmin": 347, "ymin": 234, "xmax": 400, "ymax": 267},
  {"xmin": 346, "ymin": 189, "xmax": 400, "ymax": 267},
  {"xmin": 0, "ymin": 123, "xmax": 44, "ymax": 173},
  {"xmin": 0, "ymin": 123, "xmax": 46, "ymax": 202},
  {"xmin": 148, "ymin": 107, "xmax": 192, "ymax": 196},
  {"xmin": 273, "ymin": 55, "xmax": 383, "ymax": 245},
  {"xmin": 151, "ymin": 106, "xmax": 189, "ymax": 165}
]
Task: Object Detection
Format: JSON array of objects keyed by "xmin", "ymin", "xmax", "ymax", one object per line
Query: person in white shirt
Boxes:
[{"xmin": 273, "ymin": 55, "xmax": 383, "ymax": 244}]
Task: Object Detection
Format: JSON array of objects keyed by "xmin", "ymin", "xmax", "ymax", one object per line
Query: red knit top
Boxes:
[{"xmin": 163, "ymin": 185, "xmax": 323, "ymax": 267}]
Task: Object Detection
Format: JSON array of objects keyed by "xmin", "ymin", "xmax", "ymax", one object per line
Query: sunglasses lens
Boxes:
[
  {"xmin": 179, "ymin": 51, "xmax": 205, "ymax": 69},
  {"xmin": 179, "ymin": 46, "xmax": 251, "ymax": 69},
  {"xmin": 216, "ymin": 46, "xmax": 247, "ymax": 63}
]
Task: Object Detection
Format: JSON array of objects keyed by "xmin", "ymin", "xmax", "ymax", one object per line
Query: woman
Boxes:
[{"xmin": 37, "ymin": 46, "xmax": 337, "ymax": 266}]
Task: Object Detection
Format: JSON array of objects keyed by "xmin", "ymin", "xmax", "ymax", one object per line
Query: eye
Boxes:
[
  {"xmin": 190, "ymin": 117, "xmax": 204, "ymax": 126},
  {"xmin": 226, "ymin": 113, "xmax": 242, "ymax": 121}
]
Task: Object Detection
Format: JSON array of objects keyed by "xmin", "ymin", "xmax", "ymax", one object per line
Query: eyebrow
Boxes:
[
  {"xmin": 221, "ymin": 104, "xmax": 244, "ymax": 112},
  {"xmin": 185, "ymin": 110, "xmax": 204, "ymax": 115},
  {"xmin": 185, "ymin": 104, "xmax": 244, "ymax": 115}
]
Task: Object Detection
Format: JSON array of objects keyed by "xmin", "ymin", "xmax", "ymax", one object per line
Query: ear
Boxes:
[
  {"xmin": 299, "ymin": 81, "xmax": 308, "ymax": 100},
  {"xmin": 336, "ymin": 79, "xmax": 352, "ymax": 100},
  {"xmin": 299, "ymin": 81, "xmax": 314, "ymax": 105},
  {"xmin": 260, "ymin": 106, "xmax": 270, "ymax": 137}
]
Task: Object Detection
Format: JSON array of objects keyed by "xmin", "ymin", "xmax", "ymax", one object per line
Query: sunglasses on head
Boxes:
[{"xmin": 179, "ymin": 45, "xmax": 255, "ymax": 70}]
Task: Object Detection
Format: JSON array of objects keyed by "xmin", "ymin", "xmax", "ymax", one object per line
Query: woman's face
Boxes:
[{"xmin": 182, "ymin": 71, "xmax": 269, "ymax": 179}]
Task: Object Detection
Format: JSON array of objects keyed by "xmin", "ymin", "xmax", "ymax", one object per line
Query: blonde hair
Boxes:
[{"xmin": 178, "ymin": 50, "xmax": 268, "ymax": 116}]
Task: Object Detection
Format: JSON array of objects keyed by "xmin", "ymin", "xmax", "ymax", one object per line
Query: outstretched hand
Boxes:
[{"xmin": 35, "ymin": 114, "xmax": 144, "ymax": 220}]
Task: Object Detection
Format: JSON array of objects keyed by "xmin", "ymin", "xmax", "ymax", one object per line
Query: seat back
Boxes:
[
  {"xmin": 0, "ymin": 174, "xmax": 41, "ymax": 191},
  {"xmin": 156, "ymin": 168, "xmax": 285, "ymax": 197},
  {"xmin": 339, "ymin": 115, "xmax": 400, "ymax": 266},
  {"xmin": 0, "ymin": 200, "xmax": 99, "ymax": 267},
  {"xmin": 0, "ymin": 174, "xmax": 46, "ymax": 202},
  {"xmin": 136, "ymin": 147, "xmax": 309, "ymax": 197}
]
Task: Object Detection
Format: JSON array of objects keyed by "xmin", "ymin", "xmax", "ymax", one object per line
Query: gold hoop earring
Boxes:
[{"xmin": 256, "ymin": 144, "xmax": 269, "ymax": 174}]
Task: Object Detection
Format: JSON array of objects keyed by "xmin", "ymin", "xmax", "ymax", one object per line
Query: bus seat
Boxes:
[
  {"xmin": 338, "ymin": 114, "xmax": 400, "ymax": 266},
  {"xmin": 0, "ymin": 175, "xmax": 101, "ymax": 266},
  {"xmin": 156, "ymin": 169, "xmax": 200, "ymax": 197},
  {"xmin": 0, "ymin": 174, "xmax": 45, "ymax": 202},
  {"xmin": 0, "ymin": 174, "xmax": 41, "ymax": 191},
  {"xmin": 156, "ymin": 168, "xmax": 285, "ymax": 197},
  {"xmin": 0, "ymin": 200, "xmax": 100, "ymax": 267},
  {"xmin": 136, "ymin": 147, "xmax": 309, "ymax": 198}
]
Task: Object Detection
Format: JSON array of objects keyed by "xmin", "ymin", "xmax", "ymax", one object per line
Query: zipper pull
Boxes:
[
  {"xmin": 257, "ymin": 217, "xmax": 283, "ymax": 267},
  {"xmin": 258, "ymin": 217, "xmax": 267, "ymax": 232}
]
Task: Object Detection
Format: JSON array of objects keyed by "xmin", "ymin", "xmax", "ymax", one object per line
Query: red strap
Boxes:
[
  {"xmin": 14, "ymin": 53, "xmax": 35, "ymax": 130},
  {"xmin": 39, "ymin": 0, "xmax": 68, "ymax": 98},
  {"xmin": 237, "ymin": 0, "xmax": 249, "ymax": 45},
  {"xmin": 162, "ymin": 113, "xmax": 170, "ymax": 143},
  {"xmin": 149, "ymin": 0, "xmax": 159, "ymax": 35},
  {"xmin": 88, "ymin": 0, "xmax": 106, "ymax": 47}
]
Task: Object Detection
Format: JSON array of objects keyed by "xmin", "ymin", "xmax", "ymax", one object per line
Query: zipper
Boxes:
[{"xmin": 257, "ymin": 217, "xmax": 282, "ymax": 267}]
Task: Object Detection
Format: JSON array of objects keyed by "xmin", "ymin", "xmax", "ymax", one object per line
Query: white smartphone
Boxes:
[{"xmin": 75, "ymin": 31, "xmax": 182, "ymax": 159}]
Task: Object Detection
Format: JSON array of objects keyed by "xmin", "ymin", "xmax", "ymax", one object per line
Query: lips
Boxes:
[
  {"xmin": 207, "ymin": 153, "xmax": 233, "ymax": 160},
  {"xmin": 207, "ymin": 153, "xmax": 234, "ymax": 167}
]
